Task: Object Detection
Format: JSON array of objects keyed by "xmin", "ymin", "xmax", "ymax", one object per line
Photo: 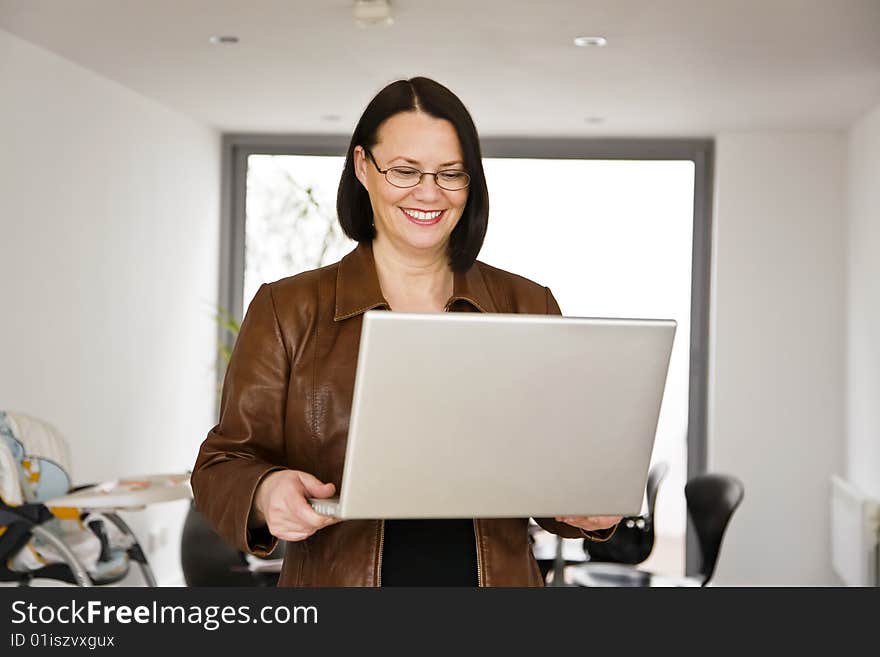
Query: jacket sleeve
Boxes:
[
  {"xmin": 191, "ymin": 283, "xmax": 289, "ymax": 557},
  {"xmin": 531, "ymin": 286, "xmax": 619, "ymax": 543}
]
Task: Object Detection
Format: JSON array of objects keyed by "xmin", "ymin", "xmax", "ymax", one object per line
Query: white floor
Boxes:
[{"xmin": 639, "ymin": 532, "xmax": 685, "ymax": 577}]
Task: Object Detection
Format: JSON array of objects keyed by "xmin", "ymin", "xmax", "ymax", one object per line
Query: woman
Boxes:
[{"xmin": 192, "ymin": 77, "xmax": 620, "ymax": 587}]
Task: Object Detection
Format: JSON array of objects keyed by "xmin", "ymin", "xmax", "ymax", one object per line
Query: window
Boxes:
[{"xmin": 223, "ymin": 137, "xmax": 713, "ymax": 576}]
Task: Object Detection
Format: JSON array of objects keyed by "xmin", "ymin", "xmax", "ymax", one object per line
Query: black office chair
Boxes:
[
  {"xmin": 566, "ymin": 472, "xmax": 744, "ymax": 587},
  {"xmin": 539, "ymin": 461, "xmax": 669, "ymax": 585},
  {"xmin": 684, "ymin": 473, "xmax": 745, "ymax": 585},
  {"xmin": 180, "ymin": 501, "xmax": 283, "ymax": 586},
  {"xmin": 583, "ymin": 461, "xmax": 670, "ymax": 565}
]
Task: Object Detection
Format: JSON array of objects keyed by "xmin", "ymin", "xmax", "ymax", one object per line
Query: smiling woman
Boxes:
[
  {"xmin": 356, "ymin": 113, "xmax": 469, "ymax": 270},
  {"xmin": 353, "ymin": 112, "xmax": 471, "ymax": 311},
  {"xmin": 336, "ymin": 78, "xmax": 491, "ymax": 276},
  {"xmin": 192, "ymin": 77, "xmax": 620, "ymax": 588}
]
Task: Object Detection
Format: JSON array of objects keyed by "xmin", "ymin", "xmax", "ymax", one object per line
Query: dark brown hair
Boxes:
[{"xmin": 336, "ymin": 77, "xmax": 489, "ymax": 272}]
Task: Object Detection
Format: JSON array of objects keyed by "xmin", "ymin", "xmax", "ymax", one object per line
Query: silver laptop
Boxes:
[{"xmin": 309, "ymin": 311, "xmax": 676, "ymax": 519}]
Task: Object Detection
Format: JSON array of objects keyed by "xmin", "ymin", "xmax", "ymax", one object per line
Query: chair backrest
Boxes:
[
  {"xmin": 180, "ymin": 502, "xmax": 282, "ymax": 586},
  {"xmin": 583, "ymin": 461, "xmax": 670, "ymax": 565},
  {"xmin": 645, "ymin": 461, "xmax": 670, "ymax": 522},
  {"xmin": 0, "ymin": 411, "xmax": 72, "ymax": 503},
  {"xmin": 685, "ymin": 473, "xmax": 744, "ymax": 585},
  {"xmin": 0, "ymin": 436, "xmax": 23, "ymax": 506},
  {"xmin": 181, "ymin": 502, "xmax": 254, "ymax": 586}
]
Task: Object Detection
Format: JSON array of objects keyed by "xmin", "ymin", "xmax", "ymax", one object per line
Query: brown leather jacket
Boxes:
[{"xmin": 192, "ymin": 241, "xmax": 615, "ymax": 586}]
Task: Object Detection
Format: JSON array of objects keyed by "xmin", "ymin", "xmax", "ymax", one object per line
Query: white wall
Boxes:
[
  {"xmin": 846, "ymin": 102, "xmax": 880, "ymax": 503},
  {"xmin": 709, "ymin": 133, "xmax": 846, "ymax": 585},
  {"xmin": 0, "ymin": 28, "xmax": 220, "ymax": 585}
]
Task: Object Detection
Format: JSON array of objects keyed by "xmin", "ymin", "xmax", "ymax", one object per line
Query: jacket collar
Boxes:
[{"xmin": 334, "ymin": 241, "xmax": 497, "ymax": 321}]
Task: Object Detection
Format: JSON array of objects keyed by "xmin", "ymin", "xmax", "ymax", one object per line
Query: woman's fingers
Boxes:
[
  {"xmin": 555, "ymin": 515, "xmax": 623, "ymax": 530},
  {"xmin": 289, "ymin": 491, "xmax": 337, "ymax": 529},
  {"xmin": 260, "ymin": 470, "xmax": 341, "ymax": 541},
  {"xmin": 267, "ymin": 510, "xmax": 332, "ymax": 540},
  {"xmin": 273, "ymin": 529, "xmax": 312, "ymax": 542},
  {"xmin": 296, "ymin": 471, "xmax": 336, "ymax": 499}
]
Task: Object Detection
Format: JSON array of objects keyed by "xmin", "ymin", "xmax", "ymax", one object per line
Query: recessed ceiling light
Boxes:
[
  {"xmin": 209, "ymin": 35, "xmax": 239, "ymax": 45},
  {"xmin": 354, "ymin": 0, "xmax": 394, "ymax": 28},
  {"xmin": 573, "ymin": 36, "xmax": 607, "ymax": 47}
]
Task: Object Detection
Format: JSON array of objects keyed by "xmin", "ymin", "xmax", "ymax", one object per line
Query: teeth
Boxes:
[{"xmin": 402, "ymin": 208, "xmax": 442, "ymax": 221}]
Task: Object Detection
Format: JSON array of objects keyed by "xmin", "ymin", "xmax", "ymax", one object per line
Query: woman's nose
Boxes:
[{"xmin": 411, "ymin": 174, "xmax": 443, "ymax": 200}]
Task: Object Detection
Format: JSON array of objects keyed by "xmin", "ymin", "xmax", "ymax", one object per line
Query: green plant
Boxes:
[
  {"xmin": 214, "ymin": 156, "xmax": 351, "ymax": 402},
  {"xmin": 215, "ymin": 305, "xmax": 241, "ymax": 368}
]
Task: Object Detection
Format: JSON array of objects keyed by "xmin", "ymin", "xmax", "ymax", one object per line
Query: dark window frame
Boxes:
[{"xmin": 220, "ymin": 134, "xmax": 714, "ymax": 576}]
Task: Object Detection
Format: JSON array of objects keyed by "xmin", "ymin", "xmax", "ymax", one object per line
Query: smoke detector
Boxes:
[{"xmin": 354, "ymin": 0, "xmax": 394, "ymax": 28}]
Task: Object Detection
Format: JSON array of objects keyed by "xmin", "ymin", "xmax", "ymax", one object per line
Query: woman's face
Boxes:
[{"xmin": 354, "ymin": 111, "xmax": 469, "ymax": 257}]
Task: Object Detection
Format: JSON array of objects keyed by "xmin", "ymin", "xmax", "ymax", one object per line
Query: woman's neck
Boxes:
[{"xmin": 372, "ymin": 238, "xmax": 453, "ymax": 312}]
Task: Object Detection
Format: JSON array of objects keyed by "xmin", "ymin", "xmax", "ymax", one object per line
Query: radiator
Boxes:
[{"xmin": 831, "ymin": 475, "xmax": 880, "ymax": 586}]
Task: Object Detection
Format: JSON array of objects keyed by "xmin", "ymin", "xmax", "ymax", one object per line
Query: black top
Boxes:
[{"xmin": 380, "ymin": 519, "xmax": 478, "ymax": 586}]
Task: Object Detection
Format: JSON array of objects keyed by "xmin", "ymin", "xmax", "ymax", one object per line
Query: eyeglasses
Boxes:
[{"xmin": 364, "ymin": 148, "xmax": 471, "ymax": 191}]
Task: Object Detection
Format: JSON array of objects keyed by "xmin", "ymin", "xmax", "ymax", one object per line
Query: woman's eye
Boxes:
[
  {"xmin": 439, "ymin": 172, "xmax": 465, "ymax": 181},
  {"xmin": 394, "ymin": 167, "xmax": 420, "ymax": 176}
]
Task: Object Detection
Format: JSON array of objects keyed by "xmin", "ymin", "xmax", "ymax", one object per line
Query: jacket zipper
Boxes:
[
  {"xmin": 375, "ymin": 519, "xmax": 385, "ymax": 587},
  {"xmin": 473, "ymin": 519, "xmax": 484, "ymax": 587}
]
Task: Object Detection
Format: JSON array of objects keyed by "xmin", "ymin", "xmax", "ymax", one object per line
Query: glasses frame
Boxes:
[{"xmin": 363, "ymin": 148, "xmax": 471, "ymax": 191}]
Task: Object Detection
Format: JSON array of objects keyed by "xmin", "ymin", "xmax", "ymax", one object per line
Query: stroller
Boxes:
[{"xmin": 0, "ymin": 410, "xmax": 189, "ymax": 586}]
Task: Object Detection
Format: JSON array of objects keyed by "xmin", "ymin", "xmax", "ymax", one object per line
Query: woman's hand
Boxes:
[
  {"xmin": 554, "ymin": 515, "xmax": 622, "ymax": 532},
  {"xmin": 251, "ymin": 470, "xmax": 341, "ymax": 542}
]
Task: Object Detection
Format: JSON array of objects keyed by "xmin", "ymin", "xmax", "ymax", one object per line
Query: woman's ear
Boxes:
[{"xmin": 353, "ymin": 146, "xmax": 368, "ymax": 189}]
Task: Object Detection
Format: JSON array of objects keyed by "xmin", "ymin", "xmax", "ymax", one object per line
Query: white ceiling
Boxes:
[{"xmin": 2, "ymin": 0, "xmax": 880, "ymax": 137}]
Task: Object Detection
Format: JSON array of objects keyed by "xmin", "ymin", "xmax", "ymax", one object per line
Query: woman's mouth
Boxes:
[{"xmin": 400, "ymin": 207, "xmax": 445, "ymax": 226}]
